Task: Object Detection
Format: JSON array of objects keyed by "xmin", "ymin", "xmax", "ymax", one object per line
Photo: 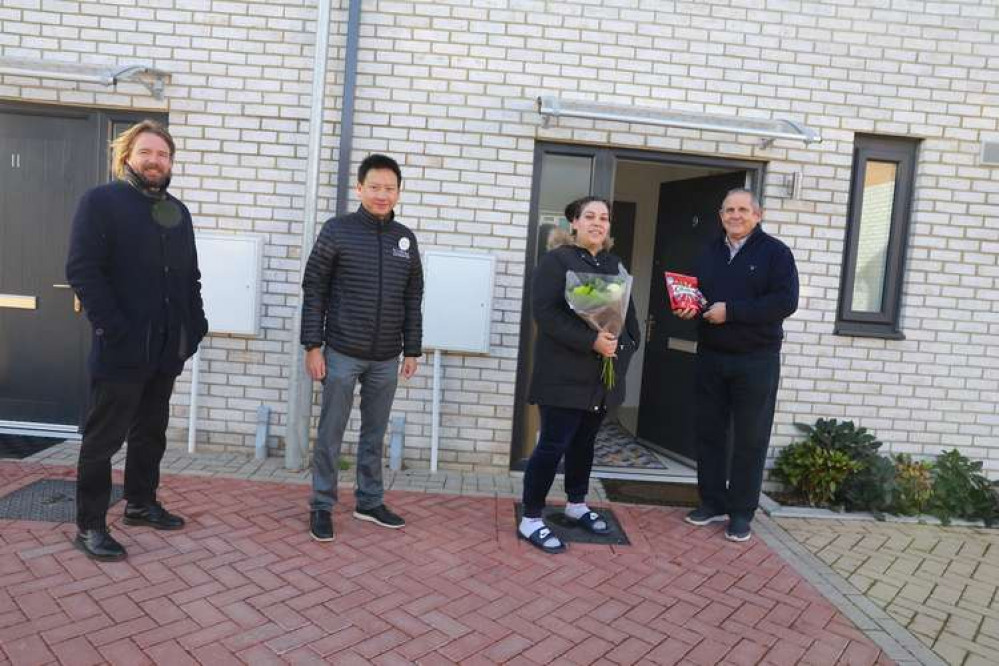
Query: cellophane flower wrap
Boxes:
[{"xmin": 564, "ymin": 266, "xmax": 633, "ymax": 390}]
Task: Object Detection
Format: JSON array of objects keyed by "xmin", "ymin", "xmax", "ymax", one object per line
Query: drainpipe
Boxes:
[
  {"xmin": 285, "ymin": 0, "xmax": 363, "ymax": 469},
  {"xmin": 335, "ymin": 0, "xmax": 362, "ymax": 216}
]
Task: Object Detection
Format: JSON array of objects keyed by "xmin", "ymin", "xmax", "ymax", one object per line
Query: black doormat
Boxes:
[
  {"xmin": 514, "ymin": 503, "xmax": 629, "ymax": 546},
  {"xmin": 0, "ymin": 435, "xmax": 65, "ymax": 460},
  {"xmin": 0, "ymin": 479, "xmax": 123, "ymax": 523},
  {"xmin": 601, "ymin": 479, "xmax": 700, "ymax": 508}
]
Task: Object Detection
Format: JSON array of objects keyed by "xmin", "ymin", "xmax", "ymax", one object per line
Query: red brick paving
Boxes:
[{"xmin": 0, "ymin": 463, "xmax": 893, "ymax": 665}]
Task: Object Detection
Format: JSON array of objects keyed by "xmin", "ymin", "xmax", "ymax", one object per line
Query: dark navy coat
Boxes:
[{"xmin": 66, "ymin": 181, "xmax": 208, "ymax": 380}]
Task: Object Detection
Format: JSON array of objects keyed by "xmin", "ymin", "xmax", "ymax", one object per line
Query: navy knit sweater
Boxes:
[{"xmin": 694, "ymin": 226, "xmax": 799, "ymax": 354}]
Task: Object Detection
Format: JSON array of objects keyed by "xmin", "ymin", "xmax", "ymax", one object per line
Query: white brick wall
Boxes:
[{"xmin": 3, "ymin": 0, "xmax": 997, "ymax": 475}]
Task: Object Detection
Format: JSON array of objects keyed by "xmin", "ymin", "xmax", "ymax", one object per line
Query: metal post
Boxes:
[
  {"xmin": 431, "ymin": 350, "xmax": 441, "ymax": 472},
  {"xmin": 285, "ymin": 0, "xmax": 336, "ymax": 470},
  {"xmin": 187, "ymin": 350, "xmax": 200, "ymax": 453}
]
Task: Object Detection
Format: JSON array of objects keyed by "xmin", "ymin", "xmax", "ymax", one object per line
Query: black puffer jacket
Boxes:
[
  {"xmin": 301, "ymin": 206, "xmax": 423, "ymax": 361},
  {"xmin": 528, "ymin": 240, "xmax": 641, "ymax": 411}
]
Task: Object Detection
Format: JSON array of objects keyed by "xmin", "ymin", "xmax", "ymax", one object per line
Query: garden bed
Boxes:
[
  {"xmin": 767, "ymin": 419, "xmax": 999, "ymax": 529},
  {"xmin": 758, "ymin": 490, "xmax": 994, "ymax": 528}
]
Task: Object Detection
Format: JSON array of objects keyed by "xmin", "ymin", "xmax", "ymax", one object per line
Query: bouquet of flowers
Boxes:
[
  {"xmin": 665, "ymin": 271, "xmax": 708, "ymax": 313},
  {"xmin": 565, "ymin": 267, "xmax": 633, "ymax": 389}
]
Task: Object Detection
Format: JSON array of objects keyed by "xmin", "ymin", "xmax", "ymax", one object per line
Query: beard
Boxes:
[{"xmin": 128, "ymin": 162, "xmax": 171, "ymax": 189}]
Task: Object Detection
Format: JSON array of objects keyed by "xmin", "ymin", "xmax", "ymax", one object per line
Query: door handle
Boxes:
[
  {"xmin": 644, "ymin": 315, "xmax": 655, "ymax": 342},
  {"xmin": 53, "ymin": 284, "xmax": 82, "ymax": 313}
]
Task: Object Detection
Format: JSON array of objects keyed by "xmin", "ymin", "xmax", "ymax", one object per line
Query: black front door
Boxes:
[
  {"xmin": 0, "ymin": 105, "xmax": 161, "ymax": 428},
  {"xmin": 637, "ymin": 171, "xmax": 748, "ymax": 458},
  {"xmin": 0, "ymin": 109, "xmax": 97, "ymax": 425}
]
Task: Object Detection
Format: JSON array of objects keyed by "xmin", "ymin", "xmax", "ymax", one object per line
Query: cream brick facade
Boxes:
[{"xmin": 2, "ymin": 0, "xmax": 997, "ymax": 475}]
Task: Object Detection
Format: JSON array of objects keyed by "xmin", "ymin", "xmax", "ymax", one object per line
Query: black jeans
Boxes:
[
  {"xmin": 76, "ymin": 374, "xmax": 176, "ymax": 530},
  {"xmin": 694, "ymin": 350, "xmax": 780, "ymax": 522},
  {"xmin": 521, "ymin": 405, "xmax": 605, "ymax": 519}
]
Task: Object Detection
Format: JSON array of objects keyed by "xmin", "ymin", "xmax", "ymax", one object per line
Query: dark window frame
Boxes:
[{"xmin": 835, "ymin": 135, "xmax": 919, "ymax": 339}]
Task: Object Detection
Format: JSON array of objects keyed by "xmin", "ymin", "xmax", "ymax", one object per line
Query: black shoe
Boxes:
[
  {"xmin": 725, "ymin": 515, "xmax": 752, "ymax": 542},
  {"xmin": 74, "ymin": 529, "xmax": 127, "ymax": 562},
  {"xmin": 353, "ymin": 504, "xmax": 405, "ymax": 529},
  {"xmin": 309, "ymin": 510, "xmax": 335, "ymax": 542},
  {"xmin": 684, "ymin": 506, "xmax": 727, "ymax": 526},
  {"xmin": 123, "ymin": 502, "xmax": 185, "ymax": 530}
]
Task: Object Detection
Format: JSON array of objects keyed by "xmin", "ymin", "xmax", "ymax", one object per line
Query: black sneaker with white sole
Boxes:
[
  {"xmin": 353, "ymin": 504, "xmax": 405, "ymax": 529},
  {"xmin": 684, "ymin": 506, "xmax": 727, "ymax": 526},
  {"xmin": 725, "ymin": 515, "xmax": 752, "ymax": 542},
  {"xmin": 309, "ymin": 510, "xmax": 335, "ymax": 542}
]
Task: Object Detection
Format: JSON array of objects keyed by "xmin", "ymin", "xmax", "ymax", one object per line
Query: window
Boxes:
[{"xmin": 836, "ymin": 135, "xmax": 919, "ymax": 338}]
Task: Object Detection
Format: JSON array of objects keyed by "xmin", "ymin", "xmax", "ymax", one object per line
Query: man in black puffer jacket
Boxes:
[
  {"xmin": 677, "ymin": 189, "xmax": 798, "ymax": 543},
  {"xmin": 66, "ymin": 120, "xmax": 208, "ymax": 562},
  {"xmin": 300, "ymin": 154, "xmax": 423, "ymax": 541}
]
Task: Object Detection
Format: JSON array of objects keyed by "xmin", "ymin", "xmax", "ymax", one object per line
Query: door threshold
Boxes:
[
  {"xmin": 0, "ymin": 421, "xmax": 81, "ymax": 440},
  {"xmin": 592, "ymin": 465, "xmax": 696, "ymax": 484}
]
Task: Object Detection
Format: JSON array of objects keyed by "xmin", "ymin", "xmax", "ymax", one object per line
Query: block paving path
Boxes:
[
  {"xmin": 778, "ymin": 519, "xmax": 999, "ymax": 666},
  {"xmin": 0, "ymin": 463, "xmax": 893, "ymax": 665}
]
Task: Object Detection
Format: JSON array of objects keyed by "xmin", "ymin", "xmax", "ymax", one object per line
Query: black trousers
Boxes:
[
  {"xmin": 694, "ymin": 350, "xmax": 780, "ymax": 522},
  {"xmin": 521, "ymin": 405, "xmax": 605, "ymax": 519},
  {"xmin": 76, "ymin": 374, "xmax": 176, "ymax": 530}
]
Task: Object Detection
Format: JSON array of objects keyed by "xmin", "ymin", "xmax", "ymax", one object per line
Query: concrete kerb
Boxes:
[
  {"xmin": 754, "ymin": 515, "xmax": 949, "ymax": 666},
  {"xmin": 759, "ymin": 491, "xmax": 994, "ymax": 529}
]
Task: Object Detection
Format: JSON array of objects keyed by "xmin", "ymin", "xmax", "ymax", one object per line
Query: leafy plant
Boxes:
[
  {"xmin": 775, "ymin": 441, "xmax": 862, "ymax": 507},
  {"xmin": 928, "ymin": 449, "xmax": 999, "ymax": 526},
  {"xmin": 841, "ymin": 454, "xmax": 898, "ymax": 514},
  {"xmin": 892, "ymin": 454, "xmax": 933, "ymax": 515},
  {"xmin": 794, "ymin": 418, "xmax": 883, "ymax": 462}
]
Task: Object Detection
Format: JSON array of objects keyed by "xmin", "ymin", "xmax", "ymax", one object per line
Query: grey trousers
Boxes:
[{"xmin": 311, "ymin": 348, "xmax": 398, "ymax": 512}]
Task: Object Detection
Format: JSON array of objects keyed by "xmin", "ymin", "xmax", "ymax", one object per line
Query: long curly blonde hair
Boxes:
[{"xmin": 110, "ymin": 120, "xmax": 175, "ymax": 179}]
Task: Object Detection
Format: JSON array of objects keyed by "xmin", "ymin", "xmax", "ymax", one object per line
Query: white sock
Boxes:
[
  {"xmin": 565, "ymin": 502, "xmax": 607, "ymax": 531},
  {"xmin": 519, "ymin": 517, "xmax": 561, "ymax": 548}
]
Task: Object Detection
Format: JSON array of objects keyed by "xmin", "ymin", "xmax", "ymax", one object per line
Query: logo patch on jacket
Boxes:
[{"xmin": 393, "ymin": 236, "xmax": 411, "ymax": 259}]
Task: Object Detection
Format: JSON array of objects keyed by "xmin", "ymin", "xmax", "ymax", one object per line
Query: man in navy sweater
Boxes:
[
  {"xmin": 676, "ymin": 189, "xmax": 798, "ymax": 542},
  {"xmin": 66, "ymin": 120, "xmax": 208, "ymax": 561}
]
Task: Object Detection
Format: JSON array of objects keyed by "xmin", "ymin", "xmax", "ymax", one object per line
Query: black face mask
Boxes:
[{"xmin": 123, "ymin": 164, "xmax": 181, "ymax": 228}]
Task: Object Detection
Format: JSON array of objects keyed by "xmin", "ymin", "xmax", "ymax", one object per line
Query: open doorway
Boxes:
[
  {"xmin": 606, "ymin": 162, "xmax": 749, "ymax": 478},
  {"xmin": 511, "ymin": 144, "xmax": 763, "ymax": 482}
]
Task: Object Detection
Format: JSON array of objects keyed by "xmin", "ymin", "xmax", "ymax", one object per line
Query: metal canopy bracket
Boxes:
[
  {"xmin": 0, "ymin": 57, "xmax": 169, "ymax": 100},
  {"xmin": 536, "ymin": 95, "xmax": 821, "ymax": 146}
]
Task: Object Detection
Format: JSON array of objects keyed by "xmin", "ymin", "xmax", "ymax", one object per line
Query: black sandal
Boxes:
[
  {"xmin": 518, "ymin": 525, "xmax": 566, "ymax": 554},
  {"xmin": 565, "ymin": 510, "xmax": 611, "ymax": 535}
]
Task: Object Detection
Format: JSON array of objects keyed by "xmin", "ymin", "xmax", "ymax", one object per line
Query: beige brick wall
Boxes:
[{"xmin": 3, "ymin": 0, "xmax": 997, "ymax": 475}]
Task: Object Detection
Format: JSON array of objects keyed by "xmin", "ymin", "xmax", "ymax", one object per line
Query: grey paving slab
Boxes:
[{"xmin": 756, "ymin": 515, "xmax": 948, "ymax": 666}]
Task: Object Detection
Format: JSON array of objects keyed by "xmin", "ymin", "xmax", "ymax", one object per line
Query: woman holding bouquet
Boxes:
[{"xmin": 518, "ymin": 196, "xmax": 641, "ymax": 554}]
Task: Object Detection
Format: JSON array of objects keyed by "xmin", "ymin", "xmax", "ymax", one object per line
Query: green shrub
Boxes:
[
  {"xmin": 775, "ymin": 441, "xmax": 862, "ymax": 507},
  {"xmin": 841, "ymin": 454, "xmax": 897, "ymax": 514},
  {"xmin": 794, "ymin": 418, "xmax": 883, "ymax": 462},
  {"xmin": 893, "ymin": 454, "xmax": 933, "ymax": 516},
  {"xmin": 928, "ymin": 449, "xmax": 999, "ymax": 526}
]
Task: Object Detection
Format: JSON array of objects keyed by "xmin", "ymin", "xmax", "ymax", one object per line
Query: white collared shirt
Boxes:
[{"xmin": 725, "ymin": 235, "xmax": 749, "ymax": 261}]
